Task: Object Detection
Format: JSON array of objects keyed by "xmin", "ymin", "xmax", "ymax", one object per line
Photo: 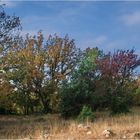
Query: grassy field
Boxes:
[{"xmin": 0, "ymin": 107, "xmax": 140, "ymax": 140}]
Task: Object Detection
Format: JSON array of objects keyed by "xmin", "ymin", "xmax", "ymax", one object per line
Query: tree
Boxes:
[
  {"xmin": 96, "ymin": 49, "xmax": 140, "ymax": 114},
  {"xmin": 5, "ymin": 33, "xmax": 45, "ymax": 114},
  {"xmin": 45, "ymin": 35, "xmax": 79, "ymax": 111},
  {"xmin": 0, "ymin": 6, "xmax": 21, "ymax": 114},
  {"xmin": 0, "ymin": 70, "xmax": 15, "ymax": 114},
  {"xmin": 0, "ymin": 5, "xmax": 21, "ymax": 85},
  {"xmin": 0, "ymin": 5, "xmax": 20, "ymax": 52},
  {"xmin": 0, "ymin": 5, "xmax": 21, "ymax": 70},
  {"xmin": 6, "ymin": 33, "xmax": 79, "ymax": 114},
  {"xmin": 59, "ymin": 47, "xmax": 102, "ymax": 118}
]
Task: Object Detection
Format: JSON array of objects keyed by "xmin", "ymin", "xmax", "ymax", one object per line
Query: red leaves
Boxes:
[{"xmin": 96, "ymin": 49, "xmax": 140, "ymax": 80}]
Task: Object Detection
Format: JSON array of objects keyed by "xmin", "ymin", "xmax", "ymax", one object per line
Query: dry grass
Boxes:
[{"xmin": 0, "ymin": 107, "xmax": 140, "ymax": 140}]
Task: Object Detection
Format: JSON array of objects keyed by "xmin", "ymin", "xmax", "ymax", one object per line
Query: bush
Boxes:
[
  {"xmin": 109, "ymin": 90, "xmax": 132, "ymax": 115},
  {"xmin": 59, "ymin": 81, "xmax": 94, "ymax": 118},
  {"xmin": 0, "ymin": 92, "xmax": 16, "ymax": 114},
  {"xmin": 59, "ymin": 87, "xmax": 80, "ymax": 118},
  {"xmin": 78, "ymin": 105, "xmax": 94, "ymax": 122},
  {"xmin": 133, "ymin": 87, "xmax": 140, "ymax": 106}
]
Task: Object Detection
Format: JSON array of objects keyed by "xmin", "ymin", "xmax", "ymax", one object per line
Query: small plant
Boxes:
[{"xmin": 77, "ymin": 105, "xmax": 94, "ymax": 122}]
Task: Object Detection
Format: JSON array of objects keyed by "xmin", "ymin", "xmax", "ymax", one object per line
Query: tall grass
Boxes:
[{"xmin": 0, "ymin": 107, "xmax": 140, "ymax": 139}]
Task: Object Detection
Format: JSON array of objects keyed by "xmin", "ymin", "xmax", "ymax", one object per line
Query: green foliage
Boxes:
[
  {"xmin": 59, "ymin": 81, "xmax": 94, "ymax": 118},
  {"xmin": 59, "ymin": 85, "xmax": 79, "ymax": 118},
  {"xmin": 77, "ymin": 105, "xmax": 94, "ymax": 122},
  {"xmin": 59, "ymin": 48, "xmax": 101, "ymax": 118},
  {"xmin": 110, "ymin": 95, "xmax": 130, "ymax": 115},
  {"xmin": 0, "ymin": 92, "xmax": 16, "ymax": 114},
  {"xmin": 133, "ymin": 87, "xmax": 140, "ymax": 106},
  {"xmin": 0, "ymin": 94, "xmax": 12, "ymax": 114}
]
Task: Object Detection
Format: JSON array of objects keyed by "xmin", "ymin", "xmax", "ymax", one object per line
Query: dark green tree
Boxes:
[{"xmin": 59, "ymin": 47, "xmax": 102, "ymax": 118}]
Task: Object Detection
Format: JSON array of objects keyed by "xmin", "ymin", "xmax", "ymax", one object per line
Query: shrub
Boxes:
[
  {"xmin": 59, "ymin": 81, "xmax": 94, "ymax": 118},
  {"xmin": 133, "ymin": 87, "xmax": 140, "ymax": 106},
  {"xmin": 109, "ymin": 90, "xmax": 132, "ymax": 115},
  {"xmin": 59, "ymin": 87, "xmax": 80, "ymax": 118},
  {"xmin": 78, "ymin": 105, "xmax": 94, "ymax": 122}
]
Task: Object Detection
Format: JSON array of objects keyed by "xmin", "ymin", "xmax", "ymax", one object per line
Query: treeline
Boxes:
[{"xmin": 0, "ymin": 6, "xmax": 140, "ymax": 117}]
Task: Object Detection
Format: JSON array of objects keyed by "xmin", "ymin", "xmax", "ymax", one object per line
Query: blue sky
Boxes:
[{"xmin": 2, "ymin": 1, "xmax": 140, "ymax": 53}]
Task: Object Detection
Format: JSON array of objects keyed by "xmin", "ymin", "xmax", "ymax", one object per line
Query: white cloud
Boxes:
[
  {"xmin": 21, "ymin": 2, "xmax": 90, "ymax": 26},
  {"xmin": 77, "ymin": 35, "xmax": 108, "ymax": 50},
  {"xmin": 20, "ymin": 6, "xmax": 84, "ymax": 36},
  {"xmin": 21, "ymin": 15, "xmax": 62, "ymax": 36},
  {"xmin": 93, "ymin": 35, "xmax": 107, "ymax": 46},
  {"xmin": 78, "ymin": 35, "xmax": 127, "ymax": 52},
  {"xmin": 121, "ymin": 11, "xmax": 140, "ymax": 26}
]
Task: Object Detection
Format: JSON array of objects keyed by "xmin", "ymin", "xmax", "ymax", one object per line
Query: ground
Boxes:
[{"xmin": 0, "ymin": 107, "xmax": 140, "ymax": 140}]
